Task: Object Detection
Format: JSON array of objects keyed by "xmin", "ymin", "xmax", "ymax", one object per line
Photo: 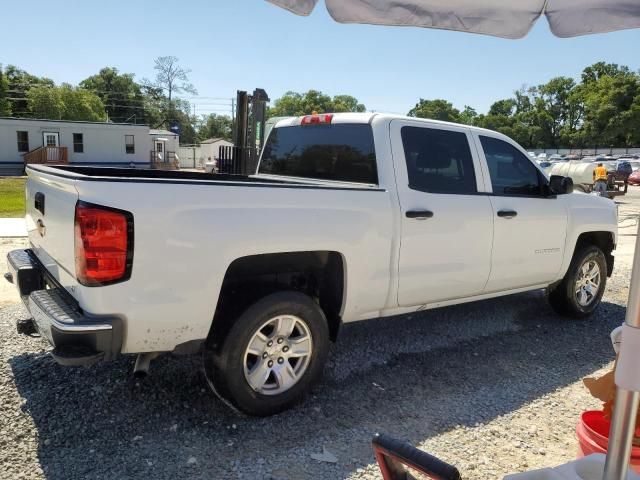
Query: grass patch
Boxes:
[{"xmin": 0, "ymin": 177, "xmax": 27, "ymax": 218}]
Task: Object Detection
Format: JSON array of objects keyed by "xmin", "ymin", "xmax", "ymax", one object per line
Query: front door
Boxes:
[
  {"xmin": 392, "ymin": 120, "xmax": 494, "ymax": 307},
  {"xmin": 43, "ymin": 132, "xmax": 59, "ymax": 147},
  {"xmin": 473, "ymin": 133, "xmax": 568, "ymax": 292},
  {"xmin": 42, "ymin": 132, "xmax": 60, "ymax": 162},
  {"xmin": 155, "ymin": 141, "xmax": 164, "ymax": 162}
]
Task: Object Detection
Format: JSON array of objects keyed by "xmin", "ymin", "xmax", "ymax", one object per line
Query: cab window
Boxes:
[
  {"xmin": 401, "ymin": 126, "xmax": 477, "ymax": 195},
  {"xmin": 480, "ymin": 136, "xmax": 542, "ymax": 196},
  {"xmin": 259, "ymin": 124, "xmax": 377, "ymax": 184}
]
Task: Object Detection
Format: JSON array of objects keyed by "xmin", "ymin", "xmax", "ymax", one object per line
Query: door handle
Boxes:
[
  {"xmin": 497, "ymin": 210, "xmax": 518, "ymax": 219},
  {"xmin": 406, "ymin": 210, "xmax": 434, "ymax": 219}
]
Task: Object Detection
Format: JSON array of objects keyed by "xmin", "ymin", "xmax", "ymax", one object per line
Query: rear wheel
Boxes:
[
  {"xmin": 547, "ymin": 245, "xmax": 607, "ymax": 318},
  {"xmin": 204, "ymin": 291, "xmax": 329, "ymax": 416}
]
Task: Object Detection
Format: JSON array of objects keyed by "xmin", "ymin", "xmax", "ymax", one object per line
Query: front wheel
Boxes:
[
  {"xmin": 547, "ymin": 245, "xmax": 607, "ymax": 318},
  {"xmin": 204, "ymin": 291, "xmax": 330, "ymax": 416}
]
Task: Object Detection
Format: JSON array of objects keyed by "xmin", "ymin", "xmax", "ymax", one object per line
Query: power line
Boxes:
[{"xmin": 7, "ymin": 88, "xmax": 234, "ymax": 105}]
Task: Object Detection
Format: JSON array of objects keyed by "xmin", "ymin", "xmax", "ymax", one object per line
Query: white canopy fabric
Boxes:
[{"xmin": 267, "ymin": 0, "xmax": 640, "ymax": 38}]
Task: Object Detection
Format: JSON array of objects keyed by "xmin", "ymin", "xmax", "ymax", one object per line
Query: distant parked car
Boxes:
[
  {"xmin": 539, "ymin": 161, "xmax": 553, "ymax": 170},
  {"xmin": 581, "ymin": 155, "xmax": 607, "ymax": 163},
  {"xmin": 628, "ymin": 160, "xmax": 640, "ymax": 172},
  {"xmin": 537, "ymin": 153, "xmax": 548, "ymax": 161},
  {"xmin": 628, "ymin": 170, "xmax": 640, "ymax": 186},
  {"xmin": 527, "ymin": 151, "xmax": 537, "ymax": 158},
  {"xmin": 548, "ymin": 154, "xmax": 565, "ymax": 162},
  {"xmin": 611, "ymin": 161, "xmax": 633, "ymax": 182}
]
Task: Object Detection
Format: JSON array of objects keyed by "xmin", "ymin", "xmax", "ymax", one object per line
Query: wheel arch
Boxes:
[
  {"xmin": 568, "ymin": 231, "xmax": 616, "ymax": 278},
  {"xmin": 207, "ymin": 251, "xmax": 346, "ymax": 349}
]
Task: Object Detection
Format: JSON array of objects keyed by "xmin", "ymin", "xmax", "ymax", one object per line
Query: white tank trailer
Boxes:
[{"xmin": 549, "ymin": 162, "xmax": 627, "ymax": 198}]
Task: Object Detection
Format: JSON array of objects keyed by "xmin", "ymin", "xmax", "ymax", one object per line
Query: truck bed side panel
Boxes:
[{"xmin": 73, "ymin": 180, "xmax": 394, "ymax": 353}]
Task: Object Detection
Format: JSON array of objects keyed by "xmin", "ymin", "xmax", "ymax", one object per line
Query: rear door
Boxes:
[
  {"xmin": 472, "ymin": 133, "xmax": 567, "ymax": 292},
  {"xmin": 25, "ymin": 167, "xmax": 79, "ymax": 292},
  {"xmin": 391, "ymin": 120, "xmax": 494, "ymax": 307}
]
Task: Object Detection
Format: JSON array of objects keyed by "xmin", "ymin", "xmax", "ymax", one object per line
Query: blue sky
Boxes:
[{"xmin": 1, "ymin": 0, "xmax": 639, "ymax": 116}]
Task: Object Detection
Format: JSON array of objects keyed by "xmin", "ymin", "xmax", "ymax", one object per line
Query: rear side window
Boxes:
[
  {"xmin": 480, "ymin": 136, "xmax": 542, "ymax": 196},
  {"xmin": 401, "ymin": 126, "xmax": 477, "ymax": 194},
  {"xmin": 259, "ymin": 124, "xmax": 378, "ymax": 184}
]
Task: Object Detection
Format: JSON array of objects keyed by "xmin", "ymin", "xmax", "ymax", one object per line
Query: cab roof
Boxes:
[{"xmin": 272, "ymin": 112, "xmax": 507, "ymax": 137}]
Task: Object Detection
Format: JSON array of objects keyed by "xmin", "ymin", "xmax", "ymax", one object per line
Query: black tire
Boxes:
[
  {"xmin": 547, "ymin": 245, "xmax": 607, "ymax": 318},
  {"xmin": 204, "ymin": 291, "xmax": 329, "ymax": 416}
]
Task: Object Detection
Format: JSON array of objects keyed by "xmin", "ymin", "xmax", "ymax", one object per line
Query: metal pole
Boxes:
[{"xmin": 603, "ymin": 220, "xmax": 640, "ymax": 480}]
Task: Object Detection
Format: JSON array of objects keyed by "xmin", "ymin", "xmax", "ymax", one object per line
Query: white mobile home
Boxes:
[{"xmin": 0, "ymin": 118, "xmax": 156, "ymax": 175}]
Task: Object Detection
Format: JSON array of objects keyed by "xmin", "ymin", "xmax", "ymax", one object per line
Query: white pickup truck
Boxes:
[{"xmin": 6, "ymin": 112, "xmax": 617, "ymax": 416}]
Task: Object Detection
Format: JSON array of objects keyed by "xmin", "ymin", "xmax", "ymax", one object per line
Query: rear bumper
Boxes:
[{"xmin": 6, "ymin": 249, "xmax": 122, "ymax": 366}]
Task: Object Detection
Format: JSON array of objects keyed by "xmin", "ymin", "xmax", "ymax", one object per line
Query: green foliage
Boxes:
[
  {"xmin": 79, "ymin": 67, "xmax": 147, "ymax": 123},
  {"xmin": 411, "ymin": 63, "xmax": 640, "ymax": 149},
  {"xmin": 27, "ymin": 84, "xmax": 106, "ymax": 121},
  {"xmin": 4, "ymin": 59, "xmax": 640, "ymax": 149},
  {"xmin": 6, "ymin": 59, "xmax": 199, "ymax": 139},
  {"xmin": 408, "ymin": 99, "xmax": 460, "ymax": 122},
  {"xmin": 458, "ymin": 106, "xmax": 478, "ymax": 125},
  {"xmin": 197, "ymin": 113, "xmax": 233, "ymax": 142},
  {"xmin": 268, "ymin": 90, "xmax": 366, "ymax": 117},
  {"xmin": 0, "ymin": 65, "xmax": 11, "ymax": 116},
  {"xmin": 4, "ymin": 65, "xmax": 54, "ymax": 116},
  {"xmin": 332, "ymin": 95, "xmax": 366, "ymax": 113},
  {"xmin": 171, "ymin": 101, "xmax": 197, "ymax": 144},
  {"xmin": 26, "ymin": 85, "xmax": 65, "ymax": 119}
]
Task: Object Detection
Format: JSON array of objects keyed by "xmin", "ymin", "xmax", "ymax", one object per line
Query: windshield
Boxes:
[{"xmin": 258, "ymin": 123, "xmax": 378, "ymax": 184}]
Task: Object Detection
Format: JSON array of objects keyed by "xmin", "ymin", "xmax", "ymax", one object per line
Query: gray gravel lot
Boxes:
[{"xmin": 1, "ymin": 189, "xmax": 638, "ymax": 480}]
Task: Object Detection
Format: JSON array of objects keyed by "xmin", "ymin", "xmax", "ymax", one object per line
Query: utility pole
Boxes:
[{"xmin": 231, "ymin": 97, "xmax": 235, "ymax": 126}]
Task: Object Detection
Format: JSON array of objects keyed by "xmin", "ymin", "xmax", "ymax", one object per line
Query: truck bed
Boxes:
[{"xmin": 27, "ymin": 165, "xmax": 379, "ymax": 191}]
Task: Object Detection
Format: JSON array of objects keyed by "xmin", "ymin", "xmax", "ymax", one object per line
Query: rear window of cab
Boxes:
[{"xmin": 258, "ymin": 123, "xmax": 378, "ymax": 184}]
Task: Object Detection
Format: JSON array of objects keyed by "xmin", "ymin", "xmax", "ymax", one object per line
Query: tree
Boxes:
[
  {"xmin": 581, "ymin": 73, "xmax": 640, "ymax": 146},
  {"xmin": 458, "ymin": 106, "xmax": 478, "ymax": 125},
  {"xmin": 143, "ymin": 56, "xmax": 196, "ymax": 107},
  {"xmin": 529, "ymin": 77, "xmax": 577, "ymax": 147},
  {"xmin": 27, "ymin": 84, "xmax": 106, "ymax": 121},
  {"xmin": 80, "ymin": 67, "xmax": 146, "ymax": 123},
  {"xmin": 332, "ymin": 95, "xmax": 366, "ymax": 113},
  {"xmin": 26, "ymin": 85, "xmax": 64, "ymax": 119},
  {"xmin": 142, "ymin": 56, "xmax": 197, "ymax": 131},
  {"xmin": 59, "ymin": 84, "xmax": 107, "ymax": 121},
  {"xmin": 4, "ymin": 65, "xmax": 54, "ymax": 117},
  {"xmin": 197, "ymin": 113, "xmax": 233, "ymax": 142},
  {"xmin": 488, "ymin": 98, "xmax": 516, "ymax": 117},
  {"xmin": 407, "ymin": 99, "xmax": 460, "ymax": 122},
  {"xmin": 581, "ymin": 62, "xmax": 632, "ymax": 84},
  {"xmin": 169, "ymin": 99, "xmax": 197, "ymax": 144},
  {"xmin": 268, "ymin": 90, "xmax": 366, "ymax": 117},
  {"xmin": 0, "ymin": 65, "xmax": 11, "ymax": 116}
]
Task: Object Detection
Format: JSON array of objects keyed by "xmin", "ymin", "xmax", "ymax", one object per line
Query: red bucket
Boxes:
[{"xmin": 576, "ymin": 410, "xmax": 640, "ymax": 473}]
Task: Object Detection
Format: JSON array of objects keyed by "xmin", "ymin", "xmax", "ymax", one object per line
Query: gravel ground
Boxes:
[{"xmin": 0, "ymin": 190, "xmax": 638, "ymax": 480}]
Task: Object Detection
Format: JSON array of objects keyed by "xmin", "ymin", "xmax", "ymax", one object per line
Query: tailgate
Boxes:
[{"xmin": 26, "ymin": 168, "xmax": 79, "ymax": 294}]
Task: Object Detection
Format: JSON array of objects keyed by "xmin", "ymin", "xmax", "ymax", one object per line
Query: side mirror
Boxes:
[{"xmin": 549, "ymin": 175, "xmax": 573, "ymax": 195}]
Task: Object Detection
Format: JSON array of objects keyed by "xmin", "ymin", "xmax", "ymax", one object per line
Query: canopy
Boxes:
[{"xmin": 267, "ymin": 0, "xmax": 640, "ymax": 38}]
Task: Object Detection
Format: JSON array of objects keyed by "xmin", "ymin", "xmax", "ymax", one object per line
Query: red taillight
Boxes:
[
  {"xmin": 74, "ymin": 202, "xmax": 132, "ymax": 286},
  {"xmin": 301, "ymin": 113, "xmax": 333, "ymax": 125}
]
